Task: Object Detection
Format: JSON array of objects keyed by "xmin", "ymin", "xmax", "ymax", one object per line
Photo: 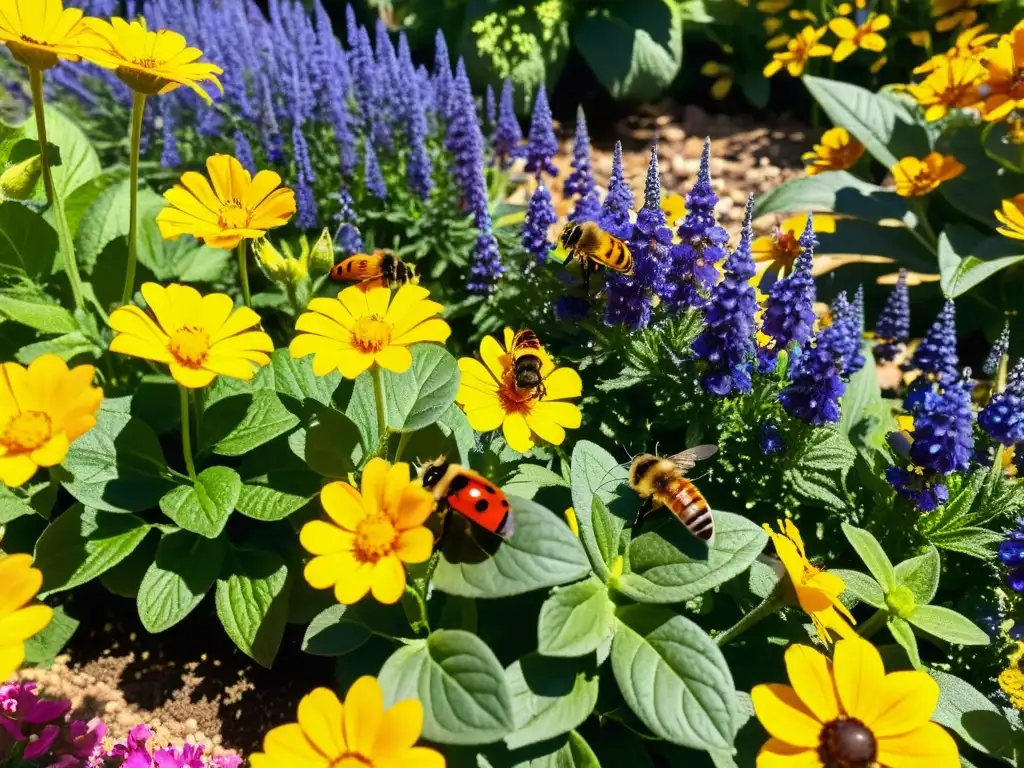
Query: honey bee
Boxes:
[
  {"xmin": 511, "ymin": 329, "xmax": 545, "ymax": 398},
  {"xmin": 557, "ymin": 222, "xmax": 633, "ymax": 294},
  {"xmin": 330, "ymin": 249, "xmax": 417, "ymax": 288},
  {"xmin": 629, "ymin": 445, "xmax": 719, "ymax": 541}
]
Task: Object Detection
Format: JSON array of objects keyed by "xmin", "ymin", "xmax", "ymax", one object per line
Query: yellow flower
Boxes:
[
  {"xmin": 764, "ymin": 16, "xmax": 784, "ymax": 35},
  {"xmin": 752, "ymin": 214, "xmax": 836, "ymax": 281},
  {"xmin": 891, "ymin": 153, "xmax": 965, "ymax": 197},
  {"xmin": 931, "ymin": 0, "xmax": 998, "ymax": 33},
  {"xmin": 1000, "ymin": 642, "xmax": 1024, "ymax": 711},
  {"xmin": 752, "ymin": 637, "xmax": 959, "ymax": 767},
  {"xmin": 763, "ymin": 26, "xmax": 833, "ymax": 78},
  {"xmin": 906, "ymin": 57, "xmax": 985, "ymax": 120},
  {"xmin": 913, "ymin": 24, "xmax": 998, "ymax": 74},
  {"xmin": 300, "ymin": 459, "xmax": 435, "ymax": 606},
  {"xmin": 0, "ymin": 554, "xmax": 52, "ymax": 680},
  {"xmin": 661, "ymin": 192, "xmax": 688, "ymax": 225},
  {"xmin": 253, "ymin": 237, "xmax": 308, "ymax": 285},
  {"xmin": 763, "ymin": 518, "xmax": 855, "ymax": 643},
  {"xmin": 766, "ymin": 33, "xmax": 792, "ymax": 51},
  {"xmin": 801, "ymin": 127, "xmax": 865, "ymax": 175},
  {"xmin": 250, "ymin": 677, "xmax": 444, "ymax": 768},
  {"xmin": 108, "ymin": 283, "xmax": 274, "ymax": 389},
  {"xmin": 82, "ymin": 17, "xmax": 222, "ymax": 102},
  {"xmin": 290, "ymin": 283, "xmax": 450, "ymax": 379},
  {"xmin": 829, "ymin": 13, "xmax": 890, "ymax": 62},
  {"xmin": 980, "ymin": 27, "xmax": 1024, "ymax": 121},
  {"xmin": 0, "ymin": 355, "xmax": 102, "ymax": 487},
  {"xmin": 996, "ymin": 195, "xmax": 1024, "ymax": 241},
  {"xmin": 0, "ymin": 0, "xmax": 98, "ymax": 70},
  {"xmin": 700, "ymin": 61, "xmax": 733, "ymax": 100},
  {"xmin": 909, "ymin": 29, "xmax": 933, "ymax": 48},
  {"xmin": 156, "ymin": 155, "xmax": 296, "ymax": 250},
  {"xmin": 564, "ymin": 507, "xmax": 579, "ymax": 537},
  {"xmin": 457, "ymin": 328, "xmax": 583, "ymax": 454}
]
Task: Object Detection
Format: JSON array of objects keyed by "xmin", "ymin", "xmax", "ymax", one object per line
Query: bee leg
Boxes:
[
  {"xmin": 562, "ymin": 252, "xmax": 574, "ymax": 266},
  {"xmin": 633, "ymin": 498, "xmax": 654, "ymax": 528}
]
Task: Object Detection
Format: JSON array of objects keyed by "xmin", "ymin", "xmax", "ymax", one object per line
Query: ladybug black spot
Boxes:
[
  {"xmin": 501, "ymin": 499, "xmax": 509, "ymax": 509},
  {"xmin": 484, "ymin": 484, "xmax": 497, "ymax": 494},
  {"xmin": 449, "ymin": 475, "xmax": 470, "ymax": 492},
  {"xmin": 474, "ymin": 499, "xmax": 490, "ymax": 513}
]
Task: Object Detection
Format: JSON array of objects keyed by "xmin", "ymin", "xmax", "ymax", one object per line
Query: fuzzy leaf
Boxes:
[
  {"xmin": 302, "ymin": 604, "xmax": 373, "ymax": 657},
  {"xmin": 893, "ymin": 546, "xmax": 941, "ymax": 605},
  {"xmin": 570, "ymin": 440, "xmax": 634, "ymax": 578},
  {"xmin": 158, "ymin": 466, "xmax": 241, "ymax": 539},
  {"xmin": 831, "ymin": 568, "xmax": 885, "ymax": 609},
  {"xmin": 887, "ymin": 615, "xmax": 922, "ymax": 670},
  {"xmin": 841, "ymin": 523, "xmax": 896, "ymax": 591},
  {"xmin": 537, "ymin": 577, "xmax": 616, "ymax": 658},
  {"xmin": 908, "ymin": 605, "xmax": 989, "ymax": 646},
  {"xmin": 137, "ymin": 530, "xmax": 224, "ymax": 632},
  {"xmin": 215, "ymin": 547, "xmax": 290, "ymax": 667},
  {"xmin": 504, "ymin": 654, "xmax": 599, "ymax": 750},
  {"xmin": 930, "ymin": 669, "xmax": 1016, "ymax": 759}
]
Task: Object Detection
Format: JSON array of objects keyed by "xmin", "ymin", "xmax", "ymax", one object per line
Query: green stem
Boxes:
[
  {"xmin": 910, "ymin": 200, "xmax": 938, "ymax": 246},
  {"xmin": 237, "ymin": 240, "xmax": 252, "ymax": 308},
  {"xmin": 857, "ymin": 608, "xmax": 889, "ymax": 640},
  {"xmin": 716, "ymin": 593, "xmax": 784, "ymax": 647},
  {"xmin": 29, "ymin": 68, "xmax": 55, "ymax": 204},
  {"xmin": 394, "ymin": 430, "xmax": 411, "ymax": 463},
  {"xmin": 179, "ymin": 385, "xmax": 197, "ymax": 481},
  {"xmin": 405, "ymin": 583, "xmax": 431, "ymax": 634},
  {"xmin": 371, "ymin": 364, "xmax": 388, "ymax": 456},
  {"xmin": 285, "ymin": 282, "xmax": 301, "ymax": 316},
  {"xmin": 121, "ymin": 92, "xmax": 147, "ymax": 306}
]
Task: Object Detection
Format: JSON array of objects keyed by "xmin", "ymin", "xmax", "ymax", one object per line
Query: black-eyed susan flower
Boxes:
[
  {"xmin": 0, "ymin": 554, "xmax": 53, "ymax": 680},
  {"xmin": 0, "ymin": 0, "xmax": 97, "ymax": 70},
  {"xmin": 996, "ymin": 195, "xmax": 1024, "ymax": 240},
  {"xmin": 980, "ymin": 27, "xmax": 1024, "ymax": 122},
  {"xmin": 801, "ymin": 127, "xmax": 865, "ymax": 175},
  {"xmin": 290, "ymin": 283, "xmax": 450, "ymax": 379},
  {"xmin": 300, "ymin": 459, "xmax": 435, "ymax": 606},
  {"xmin": 752, "ymin": 214, "xmax": 836, "ymax": 283},
  {"xmin": 250, "ymin": 677, "xmax": 444, "ymax": 768},
  {"xmin": 763, "ymin": 518, "xmax": 856, "ymax": 643},
  {"xmin": 892, "ymin": 153, "xmax": 965, "ymax": 197},
  {"xmin": 108, "ymin": 282, "xmax": 273, "ymax": 389},
  {"xmin": 456, "ymin": 328, "xmax": 582, "ymax": 454},
  {"xmin": 0, "ymin": 355, "xmax": 102, "ymax": 487},
  {"xmin": 763, "ymin": 26, "xmax": 833, "ymax": 77},
  {"xmin": 752, "ymin": 637, "xmax": 959, "ymax": 767},
  {"xmin": 828, "ymin": 13, "xmax": 890, "ymax": 61},
  {"xmin": 906, "ymin": 57, "xmax": 985, "ymax": 120}
]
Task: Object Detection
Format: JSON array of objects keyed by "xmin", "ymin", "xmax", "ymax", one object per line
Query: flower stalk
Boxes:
[
  {"xmin": 237, "ymin": 240, "xmax": 252, "ymax": 308},
  {"xmin": 179, "ymin": 385, "xmax": 197, "ymax": 481},
  {"xmin": 716, "ymin": 592, "xmax": 784, "ymax": 647},
  {"xmin": 856, "ymin": 608, "xmax": 888, "ymax": 639},
  {"xmin": 371, "ymin": 364, "xmax": 388, "ymax": 455},
  {"xmin": 28, "ymin": 68, "xmax": 55, "ymax": 204},
  {"xmin": 122, "ymin": 93, "xmax": 147, "ymax": 306}
]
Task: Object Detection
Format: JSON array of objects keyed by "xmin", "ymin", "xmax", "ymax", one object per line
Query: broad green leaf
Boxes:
[
  {"xmin": 0, "ymin": 486, "xmax": 36, "ymax": 524},
  {"xmin": 380, "ymin": 344, "xmax": 460, "ymax": 432},
  {"xmin": 202, "ymin": 391, "xmax": 300, "ymax": 457},
  {"xmin": 611, "ymin": 605, "xmax": 737, "ymax": 750},
  {"xmin": 390, "ymin": 403, "xmax": 475, "ymax": 469},
  {"xmin": 23, "ymin": 605, "xmax": 78, "ymax": 666},
  {"xmin": 784, "ymin": 428, "xmax": 856, "ymax": 512},
  {"xmin": 215, "ymin": 547, "xmax": 290, "ymax": 667},
  {"xmin": 98, "ymin": 529, "xmax": 159, "ymax": 597},
  {"xmin": 378, "ymin": 629, "xmax": 514, "ymax": 745},
  {"xmin": 908, "ymin": 605, "xmax": 989, "ymax": 646},
  {"xmin": 236, "ymin": 470, "xmax": 319, "ymax": 522},
  {"xmin": 34, "ymin": 505, "xmax": 149, "ymax": 595},
  {"xmin": 946, "ymin": 251, "xmax": 1024, "ymax": 298},
  {"xmin": 74, "ymin": 181, "xmax": 166, "ymax": 274},
  {"xmin": 841, "ymin": 523, "xmax": 896, "ymax": 591},
  {"xmin": 831, "ymin": 568, "xmax": 885, "ymax": 609},
  {"xmin": 0, "ymin": 293, "xmax": 76, "ymax": 334},
  {"xmin": 931, "ymin": 669, "xmax": 1016, "ymax": 759},
  {"xmin": 16, "ymin": 331, "xmax": 99, "ymax": 364},
  {"xmin": 0, "ymin": 201, "xmax": 58, "ymax": 279},
  {"xmin": 537, "ymin": 577, "xmax": 615, "ymax": 658},
  {"xmin": 753, "ymin": 171, "xmax": 910, "ymax": 225},
  {"xmin": 887, "ymin": 615, "xmax": 922, "ymax": 669},
  {"xmin": 64, "ymin": 169, "xmax": 127, "ymax": 237},
  {"xmin": 302, "ymin": 604, "xmax": 373, "ymax": 656},
  {"xmin": 480, "ymin": 731, "xmax": 600, "ymax": 768},
  {"xmin": 570, "ymin": 440, "xmax": 632, "ymax": 578},
  {"xmin": 893, "ymin": 546, "xmax": 940, "ymax": 605},
  {"xmin": 159, "ymin": 466, "xmax": 241, "ymax": 538},
  {"xmin": 294, "ymin": 406, "xmax": 363, "ymax": 478},
  {"xmin": 938, "ymin": 127, "xmax": 1022, "ymax": 228},
  {"xmin": 23, "ymin": 106, "xmax": 101, "ymax": 200},
  {"xmin": 433, "ymin": 496, "xmax": 591, "ymax": 598},
  {"xmin": 272, "ymin": 348, "xmax": 340, "ymax": 407},
  {"xmin": 137, "ymin": 530, "xmax": 224, "ymax": 633},
  {"xmin": 502, "ymin": 463, "xmax": 568, "ymax": 499},
  {"xmin": 616, "ymin": 512, "xmax": 767, "ymax": 604},
  {"xmin": 925, "ymin": 526, "xmax": 1002, "ymax": 559},
  {"xmin": 504, "ymin": 654, "xmax": 599, "ymax": 750}
]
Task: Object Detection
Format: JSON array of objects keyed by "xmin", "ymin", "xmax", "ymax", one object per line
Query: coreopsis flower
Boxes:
[
  {"xmin": 909, "ymin": 300, "xmax": 959, "ymax": 382},
  {"xmin": 752, "ymin": 213, "xmax": 836, "ymax": 284},
  {"xmin": 0, "ymin": 0, "xmax": 97, "ymax": 71},
  {"xmin": 700, "ymin": 61, "xmax": 734, "ymax": 100},
  {"xmin": 492, "ymin": 78, "xmax": 522, "ymax": 167},
  {"xmin": 979, "ymin": 27, "xmax": 1024, "ymax": 121},
  {"xmin": 0, "ymin": 554, "xmax": 52, "ymax": 679},
  {"xmin": 931, "ymin": 0, "xmax": 998, "ymax": 33},
  {"xmin": 996, "ymin": 195, "xmax": 1024, "ymax": 241},
  {"xmin": 801, "ymin": 127, "xmax": 864, "ymax": 175},
  {"xmin": 891, "ymin": 153, "xmax": 965, "ymax": 197},
  {"xmin": 874, "ymin": 268, "xmax": 911, "ymax": 362},
  {"xmin": 156, "ymin": 155, "xmax": 296, "ymax": 249},
  {"xmin": 752, "ymin": 637, "xmax": 958, "ymax": 767},
  {"xmin": 758, "ymin": 217, "xmax": 818, "ymax": 367},
  {"xmin": 300, "ymin": 459, "xmax": 434, "ymax": 605},
  {"xmin": 523, "ymin": 181, "xmax": 557, "ymax": 261},
  {"xmin": 0, "ymin": 355, "xmax": 103, "ymax": 487},
  {"xmin": 763, "ymin": 519, "xmax": 855, "ymax": 642},
  {"xmin": 109, "ymin": 283, "xmax": 274, "ymax": 389},
  {"xmin": 598, "ymin": 141, "xmax": 634, "ymax": 241},
  {"xmin": 564, "ymin": 107, "xmax": 601, "ymax": 223},
  {"xmin": 906, "ymin": 57, "xmax": 985, "ymax": 121},
  {"xmin": 1001, "ymin": 520, "xmax": 1024, "ymax": 593},
  {"xmin": 523, "ymin": 87, "xmax": 558, "ymax": 179},
  {"xmin": 980, "ymin": 358, "xmax": 1024, "ymax": 446},
  {"xmin": 82, "ymin": 17, "xmax": 223, "ymax": 102},
  {"xmin": 457, "ymin": 328, "xmax": 582, "ymax": 454},
  {"xmin": 763, "ymin": 26, "xmax": 833, "ymax": 77},
  {"xmin": 913, "ymin": 23, "xmax": 998, "ymax": 75},
  {"xmin": 984, "ymin": 325, "xmax": 1011, "ymax": 376},
  {"xmin": 251, "ymin": 678, "xmax": 443, "ymax": 768},
  {"xmin": 291, "ymin": 283, "xmax": 450, "ymax": 379},
  {"xmin": 829, "ymin": 13, "xmax": 890, "ymax": 61}
]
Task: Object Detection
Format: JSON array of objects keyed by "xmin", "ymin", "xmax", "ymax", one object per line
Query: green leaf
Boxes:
[
  {"xmin": 575, "ymin": 0, "xmax": 682, "ymax": 100},
  {"xmin": 616, "ymin": 512, "xmax": 767, "ymax": 604},
  {"xmin": 887, "ymin": 615, "xmax": 922, "ymax": 670},
  {"xmin": 236, "ymin": 470, "xmax": 319, "ymax": 522},
  {"xmin": 15, "ymin": 331, "xmax": 99, "ymax": 364},
  {"xmin": 99, "ymin": 529, "xmax": 158, "ymax": 597},
  {"xmin": 204, "ymin": 391, "xmax": 301, "ymax": 457},
  {"xmin": 34, "ymin": 504, "xmax": 149, "ymax": 595},
  {"xmin": 931, "ymin": 669, "xmax": 1016, "ymax": 759},
  {"xmin": 840, "ymin": 523, "xmax": 896, "ymax": 591},
  {"xmin": 938, "ymin": 228, "xmax": 1024, "ymax": 297},
  {"xmin": 137, "ymin": 530, "xmax": 224, "ymax": 633},
  {"xmin": 433, "ymin": 496, "xmax": 592, "ymax": 598},
  {"xmin": 0, "ymin": 486, "xmax": 37, "ymax": 524},
  {"xmin": 379, "ymin": 344, "xmax": 460, "ymax": 432},
  {"xmin": 294, "ymin": 405, "xmax": 365, "ymax": 478},
  {"xmin": 378, "ymin": 629, "xmax": 514, "ymax": 745},
  {"xmin": 893, "ymin": 546, "xmax": 940, "ymax": 605},
  {"xmin": 481, "ymin": 731, "xmax": 601, "ymax": 768},
  {"xmin": 215, "ymin": 547, "xmax": 290, "ymax": 667},
  {"xmin": 0, "ymin": 201, "xmax": 58, "ymax": 279},
  {"xmin": 925, "ymin": 526, "xmax": 1003, "ymax": 559},
  {"xmin": 570, "ymin": 440, "xmax": 632, "ymax": 578},
  {"xmin": 0, "ymin": 293, "xmax": 76, "ymax": 334},
  {"xmin": 753, "ymin": 171, "xmax": 910, "ymax": 225},
  {"xmin": 23, "ymin": 106, "xmax": 101, "ymax": 200},
  {"xmin": 504, "ymin": 654, "xmax": 599, "ymax": 750},
  {"xmin": 907, "ymin": 605, "xmax": 989, "ymax": 646},
  {"xmin": 158, "ymin": 467, "xmax": 241, "ymax": 538},
  {"xmin": 784, "ymin": 428, "xmax": 856, "ymax": 512},
  {"xmin": 63, "ymin": 169, "xmax": 127, "ymax": 237},
  {"xmin": 23, "ymin": 605, "xmax": 78, "ymax": 666},
  {"xmin": 537, "ymin": 577, "xmax": 616, "ymax": 658},
  {"xmin": 831, "ymin": 568, "xmax": 885, "ymax": 609},
  {"xmin": 502, "ymin": 463, "xmax": 568, "ymax": 499},
  {"xmin": 611, "ymin": 605, "xmax": 737, "ymax": 750},
  {"xmin": 272, "ymin": 348, "xmax": 340, "ymax": 407},
  {"xmin": 302, "ymin": 604, "xmax": 373, "ymax": 657}
]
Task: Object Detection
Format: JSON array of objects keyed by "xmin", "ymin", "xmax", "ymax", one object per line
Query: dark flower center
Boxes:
[{"xmin": 818, "ymin": 717, "xmax": 877, "ymax": 768}]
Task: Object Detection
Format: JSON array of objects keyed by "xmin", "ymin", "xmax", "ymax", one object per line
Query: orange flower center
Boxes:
[
  {"xmin": 817, "ymin": 717, "xmax": 877, "ymax": 768},
  {"xmin": 218, "ymin": 200, "xmax": 251, "ymax": 230},
  {"xmin": 1, "ymin": 411, "xmax": 52, "ymax": 454},
  {"xmin": 168, "ymin": 327, "xmax": 211, "ymax": 369},
  {"xmin": 352, "ymin": 315, "xmax": 392, "ymax": 354},
  {"xmin": 354, "ymin": 516, "xmax": 397, "ymax": 563},
  {"xmin": 772, "ymin": 231, "xmax": 803, "ymax": 273},
  {"xmin": 496, "ymin": 352, "xmax": 539, "ymax": 414}
]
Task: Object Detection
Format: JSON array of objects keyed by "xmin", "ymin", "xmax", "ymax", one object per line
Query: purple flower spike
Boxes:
[
  {"xmin": 523, "ymin": 87, "xmax": 558, "ymax": 179},
  {"xmin": 909, "ymin": 300, "xmax": 959, "ymax": 382},
  {"xmin": 780, "ymin": 318, "xmax": 846, "ymax": 425},
  {"xmin": 874, "ymin": 268, "xmax": 911, "ymax": 362},
  {"xmin": 484, "ymin": 83, "xmax": 496, "ymax": 131},
  {"xmin": 598, "ymin": 141, "xmax": 634, "ymax": 241},
  {"xmin": 523, "ymin": 181, "xmax": 557, "ymax": 262},
  {"xmin": 565, "ymin": 106, "xmax": 600, "ymax": 223},
  {"xmin": 980, "ymin": 358, "xmax": 1024, "ymax": 446},
  {"xmin": 492, "ymin": 79, "xmax": 522, "ymax": 167},
  {"xmin": 984, "ymin": 325, "xmax": 1011, "ymax": 377},
  {"xmin": 363, "ymin": 138, "xmax": 387, "ymax": 201},
  {"xmin": 911, "ymin": 376, "xmax": 975, "ymax": 474},
  {"xmin": 760, "ymin": 213, "xmax": 817, "ymax": 363}
]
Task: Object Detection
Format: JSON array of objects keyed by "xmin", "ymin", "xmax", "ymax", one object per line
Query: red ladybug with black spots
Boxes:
[{"xmin": 419, "ymin": 457, "xmax": 514, "ymax": 539}]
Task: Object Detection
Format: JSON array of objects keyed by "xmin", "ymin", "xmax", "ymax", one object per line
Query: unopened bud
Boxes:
[
  {"xmin": 307, "ymin": 227, "xmax": 335, "ymax": 278},
  {"xmin": 254, "ymin": 237, "xmax": 306, "ymax": 285},
  {"xmin": 0, "ymin": 155, "xmax": 42, "ymax": 200}
]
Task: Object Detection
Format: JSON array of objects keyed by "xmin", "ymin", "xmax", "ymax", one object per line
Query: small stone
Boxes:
[
  {"xmin": 683, "ymin": 136, "xmax": 704, "ymax": 159},
  {"xmin": 662, "ymin": 124, "xmax": 685, "ymax": 143}
]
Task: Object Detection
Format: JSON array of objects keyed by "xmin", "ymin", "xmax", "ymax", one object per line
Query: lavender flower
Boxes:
[
  {"xmin": 911, "ymin": 377, "xmax": 975, "ymax": 474},
  {"xmin": 432, "ymin": 29, "xmax": 453, "ymax": 123},
  {"xmin": 523, "ymin": 87, "xmax": 558, "ymax": 179},
  {"xmin": 364, "ymin": 137, "xmax": 387, "ymax": 201},
  {"xmin": 523, "ymin": 181, "xmax": 557, "ymax": 261},
  {"xmin": 598, "ymin": 141, "xmax": 634, "ymax": 240},
  {"xmin": 980, "ymin": 358, "xmax": 1024, "ymax": 446},
  {"xmin": 469, "ymin": 230, "xmax": 503, "ymax": 294},
  {"xmin": 759, "ymin": 215, "xmax": 817, "ymax": 365},
  {"xmin": 334, "ymin": 186, "xmax": 363, "ymax": 256},
  {"xmin": 848, "ymin": 284, "xmax": 866, "ymax": 374},
  {"xmin": 292, "ymin": 125, "xmax": 319, "ymax": 228},
  {"xmin": 874, "ymin": 270, "xmax": 910, "ymax": 362},
  {"xmin": 233, "ymin": 130, "xmax": 256, "ymax": 175},
  {"xmin": 159, "ymin": 100, "xmax": 181, "ymax": 169},
  {"xmin": 492, "ymin": 79, "xmax": 522, "ymax": 167},
  {"xmin": 1000, "ymin": 520, "xmax": 1024, "ymax": 593},
  {"xmin": 886, "ymin": 465, "xmax": 950, "ymax": 512},
  {"xmin": 780, "ymin": 319, "xmax": 846, "ymax": 425},
  {"xmin": 985, "ymin": 325, "xmax": 1011, "ymax": 377},
  {"xmin": 565, "ymin": 106, "xmax": 600, "ymax": 223},
  {"xmin": 909, "ymin": 300, "xmax": 958, "ymax": 381},
  {"xmin": 829, "ymin": 290, "xmax": 865, "ymax": 378}
]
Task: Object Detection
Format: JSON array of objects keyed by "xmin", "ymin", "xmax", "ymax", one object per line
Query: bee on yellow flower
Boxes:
[
  {"xmin": 931, "ymin": 0, "xmax": 999, "ymax": 33},
  {"xmin": 752, "ymin": 213, "xmax": 836, "ymax": 285},
  {"xmin": 906, "ymin": 57, "xmax": 986, "ymax": 120},
  {"xmin": 995, "ymin": 195, "xmax": 1024, "ymax": 241},
  {"xmin": 700, "ymin": 61, "xmax": 733, "ymax": 101},
  {"xmin": 891, "ymin": 153, "xmax": 965, "ymax": 197},
  {"xmin": 763, "ymin": 26, "xmax": 833, "ymax": 77},
  {"xmin": 801, "ymin": 127, "xmax": 865, "ymax": 175},
  {"xmin": 980, "ymin": 26, "xmax": 1024, "ymax": 121},
  {"xmin": 829, "ymin": 13, "xmax": 890, "ymax": 62}
]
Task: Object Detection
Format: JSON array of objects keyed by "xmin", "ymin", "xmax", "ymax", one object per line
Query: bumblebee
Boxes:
[
  {"xmin": 629, "ymin": 445, "xmax": 718, "ymax": 541},
  {"xmin": 330, "ymin": 249, "xmax": 417, "ymax": 288},
  {"xmin": 511, "ymin": 329, "xmax": 545, "ymax": 398},
  {"xmin": 557, "ymin": 222, "xmax": 633, "ymax": 294}
]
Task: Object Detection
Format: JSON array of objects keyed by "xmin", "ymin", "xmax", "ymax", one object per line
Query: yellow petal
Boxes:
[
  {"xmin": 334, "ymin": 560, "xmax": 373, "ymax": 605},
  {"xmin": 543, "ymin": 367, "xmax": 582, "ymax": 400},
  {"xmin": 784, "ymin": 644, "xmax": 840, "ymax": 723},
  {"xmin": 457, "ymin": 357, "xmax": 500, "ymax": 398},
  {"xmin": 30, "ymin": 432, "xmax": 69, "ymax": 467},
  {"xmin": 344, "ymin": 676, "xmax": 385, "ymax": 756},
  {"xmin": 261, "ymin": 723, "xmax": 331, "ymax": 766},
  {"xmin": 750, "ymin": 684, "xmax": 823, "ymax": 748},
  {"xmin": 463, "ymin": 399, "xmax": 505, "ymax": 433},
  {"xmin": 502, "ymin": 412, "xmax": 534, "ymax": 454},
  {"xmin": 870, "ymin": 671, "xmax": 939, "ymax": 738},
  {"xmin": 833, "ymin": 636, "xmax": 886, "ymax": 722},
  {"xmin": 524, "ymin": 408, "xmax": 566, "ymax": 446},
  {"xmin": 375, "ymin": 345, "xmax": 413, "ymax": 373},
  {"xmin": 336, "ymin": 349, "xmax": 375, "ymax": 380},
  {"xmin": 0, "ymin": 641, "xmax": 25, "ymax": 684},
  {"xmin": 300, "ymin": 521, "xmax": 356, "ymax": 556},
  {"xmin": 360, "ymin": 458, "xmax": 390, "ymax": 518},
  {"xmin": 304, "ymin": 554, "xmax": 347, "ymax": 590},
  {"xmin": 297, "ymin": 687, "xmax": 347, "ymax": 759},
  {"xmin": 479, "ymin": 334, "xmax": 507, "ymax": 381},
  {"xmin": 373, "ymin": 699, "xmax": 424, "ymax": 760},
  {"xmin": 391, "ymin": 318, "xmax": 451, "ymax": 346},
  {"xmin": 0, "ymin": 454, "xmax": 39, "ymax": 487},
  {"xmin": 755, "ymin": 739, "xmax": 821, "ymax": 767},
  {"xmin": 370, "ymin": 554, "xmax": 407, "ymax": 604},
  {"xmin": 387, "ymin": 747, "xmax": 447, "ymax": 768},
  {"xmin": 109, "ymin": 333, "xmax": 174, "ymax": 364},
  {"xmin": 395, "ymin": 487, "xmax": 435, "ymax": 530},
  {"xmin": 339, "ymin": 285, "xmax": 371, "ymax": 321},
  {"xmin": 395, "ymin": 527, "xmax": 433, "ymax": 564},
  {"xmin": 169, "ymin": 363, "xmax": 217, "ymax": 389},
  {"xmin": 876, "ymin": 721, "xmax": 959, "ymax": 768},
  {"xmin": 0, "ymin": 554, "xmax": 41, "ymax": 616},
  {"xmin": 307, "ymin": 298, "xmax": 356, "ymax": 331},
  {"xmin": 321, "ymin": 482, "xmax": 366, "ymax": 532}
]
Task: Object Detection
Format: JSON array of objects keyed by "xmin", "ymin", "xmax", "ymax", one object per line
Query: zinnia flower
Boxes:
[
  {"xmin": 108, "ymin": 283, "xmax": 274, "ymax": 389},
  {"xmin": 300, "ymin": 459, "xmax": 435, "ymax": 605},
  {"xmin": 752, "ymin": 636, "xmax": 959, "ymax": 767},
  {"xmin": 82, "ymin": 17, "xmax": 223, "ymax": 102},
  {"xmin": 763, "ymin": 518, "xmax": 856, "ymax": 643},
  {"xmin": 250, "ymin": 677, "xmax": 443, "ymax": 768},
  {"xmin": 0, "ymin": 355, "xmax": 102, "ymax": 487},
  {"xmin": 763, "ymin": 26, "xmax": 833, "ymax": 78},
  {"xmin": 906, "ymin": 57, "xmax": 985, "ymax": 121},
  {"xmin": 829, "ymin": 13, "xmax": 890, "ymax": 61},
  {"xmin": 0, "ymin": 554, "xmax": 53, "ymax": 680},
  {"xmin": 0, "ymin": 0, "xmax": 97, "ymax": 70},
  {"xmin": 456, "ymin": 328, "xmax": 582, "ymax": 454},
  {"xmin": 156, "ymin": 154, "xmax": 296, "ymax": 250},
  {"xmin": 290, "ymin": 283, "xmax": 450, "ymax": 379},
  {"xmin": 801, "ymin": 127, "xmax": 865, "ymax": 175},
  {"xmin": 752, "ymin": 213, "xmax": 836, "ymax": 285},
  {"xmin": 891, "ymin": 153, "xmax": 964, "ymax": 197},
  {"xmin": 996, "ymin": 194, "xmax": 1024, "ymax": 241}
]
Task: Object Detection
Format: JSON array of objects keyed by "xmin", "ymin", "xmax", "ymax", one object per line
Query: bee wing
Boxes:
[{"xmin": 669, "ymin": 444, "xmax": 719, "ymax": 473}]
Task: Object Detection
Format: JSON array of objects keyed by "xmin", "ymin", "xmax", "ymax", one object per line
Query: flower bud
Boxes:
[
  {"xmin": 254, "ymin": 237, "xmax": 307, "ymax": 285},
  {"xmin": 306, "ymin": 228, "xmax": 335, "ymax": 278},
  {"xmin": 0, "ymin": 155, "xmax": 42, "ymax": 200}
]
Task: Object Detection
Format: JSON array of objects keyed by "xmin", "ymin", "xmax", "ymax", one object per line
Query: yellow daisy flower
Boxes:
[
  {"xmin": 456, "ymin": 328, "xmax": 582, "ymax": 454},
  {"xmin": 906, "ymin": 56, "xmax": 985, "ymax": 121},
  {"xmin": 300, "ymin": 459, "xmax": 435, "ymax": 606},
  {"xmin": 763, "ymin": 26, "xmax": 833, "ymax": 78},
  {"xmin": 0, "ymin": 355, "xmax": 103, "ymax": 487},
  {"xmin": 250, "ymin": 677, "xmax": 444, "ymax": 768},
  {"xmin": 913, "ymin": 24, "xmax": 997, "ymax": 74},
  {"xmin": 763, "ymin": 518, "xmax": 856, "ymax": 644},
  {"xmin": 931, "ymin": 0, "xmax": 998, "ymax": 33},
  {"xmin": 0, "ymin": 0, "xmax": 98, "ymax": 71},
  {"xmin": 801, "ymin": 127, "xmax": 865, "ymax": 175},
  {"xmin": 0, "ymin": 554, "xmax": 53, "ymax": 680},
  {"xmin": 828, "ymin": 13, "xmax": 890, "ymax": 62},
  {"xmin": 752, "ymin": 637, "xmax": 959, "ymax": 767},
  {"xmin": 996, "ymin": 195, "xmax": 1024, "ymax": 241},
  {"xmin": 108, "ymin": 282, "xmax": 274, "ymax": 389},
  {"xmin": 156, "ymin": 155, "xmax": 296, "ymax": 250},
  {"xmin": 891, "ymin": 153, "xmax": 965, "ymax": 197},
  {"xmin": 290, "ymin": 283, "xmax": 451, "ymax": 380},
  {"xmin": 980, "ymin": 27, "xmax": 1024, "ymax": 122},
  {"xmin": 909, "ymin": 29, "xmax": 933, "ymax": 49},
  {"xmin": 752, "ymin": 214, "xmax": 837, "ymax": 282},
  {"xmin": 81, "ymin": 16, "xmax": 222, "ymax": 102}
]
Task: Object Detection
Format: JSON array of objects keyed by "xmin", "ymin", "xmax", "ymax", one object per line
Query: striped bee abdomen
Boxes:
[{"xmin": 667, "ymin": 479, "xmax": 714, "ymax": 541}]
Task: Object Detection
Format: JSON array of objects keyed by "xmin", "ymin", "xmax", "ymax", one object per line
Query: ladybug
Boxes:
[{"xmin": 420, "ymin": 457, "xmax": 514, "ymax": 539}]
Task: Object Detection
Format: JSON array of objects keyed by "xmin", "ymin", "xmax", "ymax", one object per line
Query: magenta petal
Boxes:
[
  {"xmin": 24, "ymin": 697, "xmax": 71, "ymax": 724},
  {"xmin": 24, "ymin": 724, "xmax": 60, "ymax": 759},
  {"xmin": 0, "ymin": 717, "xmax": 25, "ymax": 741}
]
